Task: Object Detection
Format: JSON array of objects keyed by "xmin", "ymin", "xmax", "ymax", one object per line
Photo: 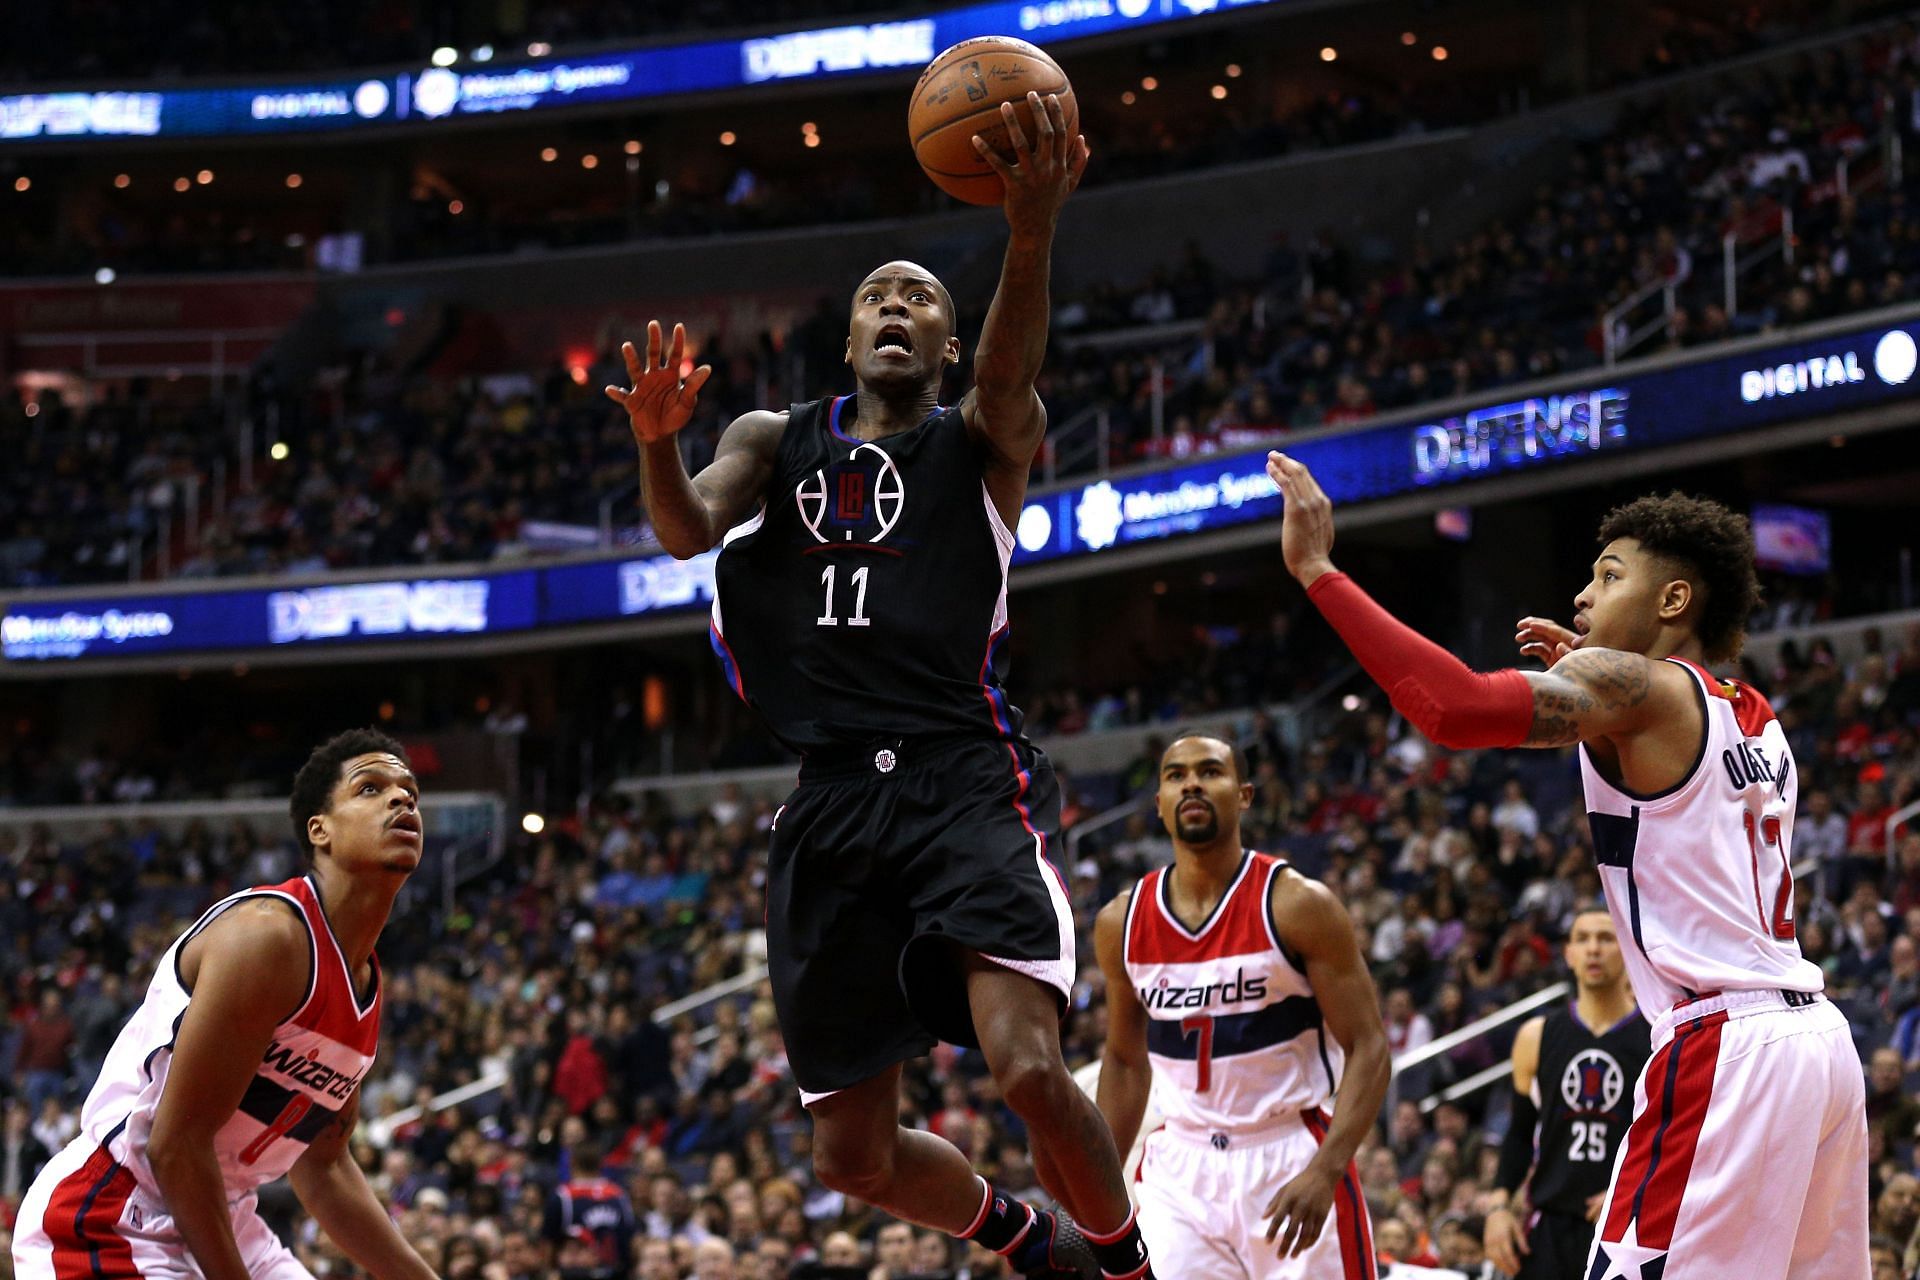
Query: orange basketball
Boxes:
[{"xmin": 909, "ymin": 36, "xmax": 1078, "ymax": 206}]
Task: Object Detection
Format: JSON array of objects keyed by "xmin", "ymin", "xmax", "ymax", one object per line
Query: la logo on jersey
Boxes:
[
  {"xmin": 1562, "ymin": 1048, "xmax": 1625, "ymax": 1116},
  {"xmin": 797, "ymin": 442, "xmax": 905, "ymax": 545}
]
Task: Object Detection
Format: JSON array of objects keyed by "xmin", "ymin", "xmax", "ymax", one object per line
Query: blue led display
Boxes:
[
  {"xmin": 0, "ymin": 0, "xmax": 1282, "ymax": 143},
  {"xmin": 4, "ymin": 319, "xmax": 1913, "ymax": 662}
]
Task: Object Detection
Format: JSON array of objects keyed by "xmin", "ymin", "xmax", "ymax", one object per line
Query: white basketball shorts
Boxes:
[
  {"xmin": 11, "ymin": 1134, "xmax": 315, "ymax": 1280},
  {"xmin": 1136, "ymin": 1110, "xmax": 1377, "ymax": 1280},
  {"xmin": 1587, "ymin": 989, "xmax": 1867, "ymax": 1280}
]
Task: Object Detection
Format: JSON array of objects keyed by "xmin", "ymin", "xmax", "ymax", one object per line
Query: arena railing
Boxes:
[
  {"xmin": 1603, "ymin": 125, "xmax": 1900, "ymax": 364},
  {"xmin": 1399, "ymin": 856, "xmax": 1824, "ymax": 1117},
  {"xmin": 1890, "ymin": 802, "xmax": 1920, "ymax": 874}
]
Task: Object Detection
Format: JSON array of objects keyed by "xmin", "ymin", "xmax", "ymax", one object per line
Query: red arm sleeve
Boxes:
[{"xmin": 1305, "ymin": 571, "xmax": 1535, "ymax": 749}]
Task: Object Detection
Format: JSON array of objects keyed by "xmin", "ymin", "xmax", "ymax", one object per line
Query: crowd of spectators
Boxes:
[
  {"xmin": 0, "ymin": 4, "xmax": 1877, "ymax": 281},
  {"xmin": 8, "ymin": 19, "xmax": 1919, "ymax": 593},
  {"xmin": 3, "ymin": 610, "xmax": 1918, "ymax": 1278},
  {"xmin": 1042, "ymin": 22, "xmax": 1920, "ymax": 473}
]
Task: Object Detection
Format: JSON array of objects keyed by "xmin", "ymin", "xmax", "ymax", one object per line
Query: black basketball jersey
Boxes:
[
  {"xmin": 709, "ymin": 394, "xmax": 1025, "ymax": 754},
  {"xmin": 1528, "ymin": 1004, "xmax": 1651, "ymax": 1216}
]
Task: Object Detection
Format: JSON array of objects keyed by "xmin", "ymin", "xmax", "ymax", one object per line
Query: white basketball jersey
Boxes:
[
  {"xmin": 1123, "ymin": 852, "xmax": 1341, "ymax": 1135},
  {"xmin": 75, "ymin": 875, "xmax": 381, "ymax": 1196},
  {"xmin": 1579, "ymin": 658, "xmax": 1823, "ymax": 1011}
]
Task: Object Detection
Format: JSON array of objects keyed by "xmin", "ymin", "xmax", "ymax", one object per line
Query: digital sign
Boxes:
[
  {"xmin": 2, "ymin": 553, "xmax": 710, "ymax": 664},
  {"xmin": 1, "ymin": 0, "xmax": 1286, "ymax": 143},
  {"xmin": 2, "ymin": 573, "xmax": 538, "ymax": 662},
  {"xmin": 1012, "ymin": 318, "xmax": 1919, "ymax": 565},
  {"xmin": 4, "ymin": 319, "xmax": 1916, "ymax": 664}
]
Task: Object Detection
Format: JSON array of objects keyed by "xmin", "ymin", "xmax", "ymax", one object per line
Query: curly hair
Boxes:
[
  {"xmin": 290, "ymin": 728, "xmax": 409, "ymax": 858},
  {"xmin": 1596, "ymin": 492, "xmax": 1762, "ymax": 663}
]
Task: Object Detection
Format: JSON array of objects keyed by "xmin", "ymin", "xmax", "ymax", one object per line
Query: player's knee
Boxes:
[
  {"xmin": 812, "ymin": 1139, "xmax": 894, "ymax": 1200},
  {"xmin": 995, "ymin": 1052, "xmax": 1072, "ymax": 1120}
]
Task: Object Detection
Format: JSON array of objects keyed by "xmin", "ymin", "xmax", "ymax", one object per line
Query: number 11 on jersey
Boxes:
[{"xmin": 817, "ymin": 564, "xmax": 872, "ymax": 627}]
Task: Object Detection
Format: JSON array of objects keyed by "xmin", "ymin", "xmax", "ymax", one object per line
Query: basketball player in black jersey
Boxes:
[
  {"xmin": 607, "ymin": 94, "xmax": 1153, "ymax": 1280},
  {"xmin": 1483, "ymin": 906, "xmax": 1650, "ymax": 1280}
]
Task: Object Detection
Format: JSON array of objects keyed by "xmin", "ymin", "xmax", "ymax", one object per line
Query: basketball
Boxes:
[{"xmin": 909, "ymin": 36, "xmax": 1078, "ymax": 206}]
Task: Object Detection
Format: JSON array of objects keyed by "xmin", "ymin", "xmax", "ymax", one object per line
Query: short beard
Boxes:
[{"xmin": 1177, "ymin": 812, "xmax": 1220, "ymax": 844}]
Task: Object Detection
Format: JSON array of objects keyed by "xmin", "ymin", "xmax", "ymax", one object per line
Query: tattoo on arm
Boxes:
[{"xmin": 1524, "ymin": 649, "xmax": 1654, "ymax": 747}]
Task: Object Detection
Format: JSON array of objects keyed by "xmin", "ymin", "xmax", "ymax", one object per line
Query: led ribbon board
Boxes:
[
  {"xmin": 1, "ymin": 0, "xmax": 1279, "ymax": 142},
  {"xmin": 4, "ymin": 321, "xmax": 1914, "ymax": 662},
  {"xmin": 1009, "ymin": 319, "xmax": 1919, "ymax": 564}
]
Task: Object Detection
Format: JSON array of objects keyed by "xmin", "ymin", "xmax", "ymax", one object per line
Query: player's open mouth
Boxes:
[
  {"xmin": 874, "ymin": 325, "xmax": 914, "ymax": 355},
  {"xmin": 388, "ymin": 814, "xmax": 422, "ymax": 840}
]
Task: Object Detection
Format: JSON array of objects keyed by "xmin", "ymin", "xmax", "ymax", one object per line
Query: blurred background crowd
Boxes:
[{"xmin": 5, "ymin": 610, "xmax": 1918, "ymax": 1279}]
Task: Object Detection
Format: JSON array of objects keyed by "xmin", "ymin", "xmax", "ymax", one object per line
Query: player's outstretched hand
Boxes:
[
  {"xmin": 1266, "ymin": 451, "xmax": 1337, "ymax": 588},
  {"xmin": 1515, "ymin": 616, "xmax": 1579, "ymax": 667},
  {"xmin": 1262, "ymin": 1166, "xmax": 1336, "ymax": 1259},
  {"xmin": 1484, "ymin": 1205, "xmax": 1530, "ymax": 1276},
  {"xmin": 605, "ymin": 320, "xmax": 714, "ymax": 447},
  {"xmin": 972, "ymin": 91, "xmax": 1089, "ymax": 239}
]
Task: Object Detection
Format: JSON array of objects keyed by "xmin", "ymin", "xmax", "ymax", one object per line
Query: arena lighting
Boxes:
[
  {"xmin": 448, "ymin": 199, "xmax": 464, "ymax": 214},
  {"xmin": 1140, "ymin": 76, "xmax": 1158, "ymax": 90},
  {"xmin": 1225, "ymin": 63, "xmax": 1242, "ymax": 77},
  {"xmin": 269, "ymin": 442, "xmax": 290, "ymax": 460},
  {"xmin": 1342, "ymin": 694, "xmax": 1364, "ymax": 711},
  {"xmin": 430, "ymin": 46, "xmax": 457, "ymax": 66},
  {"xmin": 1432, "ymin": 45, "xmax": 1449, "ymax": 60},
  {"xmin": 172, "ymin": 177, "xmax": 188, "ymax": 191},
  {"xmin": 1401, "ymin": 31, "xmax": 1416, "ymax": 45},
  {"xmin": 285, "ymin": 172, "xmax": 302, "ymax": 187},
  {"xmin": 522, "ymin": 813, "xmax": 546, "ymax": 834},
  {"xmin": 526, "ymin": 42, "xmax": 551, "ymax": 56},
  {"xmin": 1120, "ymin": 90, "xmax": 1136, "ymax": 104},
  {"xmin": 471, "ymin": 44, "xmax": 495, "ymax": 62},
  {"xmin": 10, "ymin": 176, "xmax": 26, "ymax": 192},
  {"xmin": 1210, "ymin": 84, "xmax": 1227, "ymax": 99},
  {"xmin": 804, "ymin": 133, "xmax": 820, "ymax": 147},
  {"xmin": 624, "ymin": 139, "xmax": 641, "ymax": 154},
  {"xmin": 93, "ymin": 267, "xmax": 115, "ymax": 284},
  {"xmin": 718, "ymin": 130, "xmax": 737, "ymax": 145},
  {"xmin": 113, "ymin": 173, "xmax": 130, "ymax": 188},
  {"xmin": 195, "ymin": 168, "xmax": 213, "ymax": 183},
  {"xmin": 1319, "ymin": 46, "xmax": 1336, "ymax": 61},
  {"xmin": 540, "ymin": 146, "xmax": 557, "ymax": 161}
]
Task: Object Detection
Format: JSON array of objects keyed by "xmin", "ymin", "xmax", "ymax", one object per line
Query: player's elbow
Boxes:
[
  {"xmin": 656, "ymin": 524, "xmax": 717, "ymax": 561},
  {"xmin": 145, "ymin": 1129, "xmax": 202, "ymax": 1187}
]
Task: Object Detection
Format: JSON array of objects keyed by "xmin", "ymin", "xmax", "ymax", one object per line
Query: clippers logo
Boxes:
[
  {"xmin": 797, "ymin": 442, "xmax": 905, "ymax": 544},
  {"xmin": 1560, "ymin": 1048, "xmax": 1625, "ymax": 1116}
]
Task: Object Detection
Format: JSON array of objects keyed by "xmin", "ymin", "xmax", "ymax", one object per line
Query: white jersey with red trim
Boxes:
[
  {"xmin": 74, "ymin": 874, "xmax": 381, "ymax": 1196},
  {"xmin": 1123, "ymin": 852, "xmax": 1340, "ymax": 1135},
  {"xmin": 1579, "ymin": 658, "xmax": 1823, "ymax": 1011}
]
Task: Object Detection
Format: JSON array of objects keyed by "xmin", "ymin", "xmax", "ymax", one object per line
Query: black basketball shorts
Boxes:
[
  {"xmin": 764, "ymin": 735, "xmax": 1073, "ymax": 1103},
  {"xmin": 1518, "ymin": 1208, "xmax": 1596, "ymax": 1280}
]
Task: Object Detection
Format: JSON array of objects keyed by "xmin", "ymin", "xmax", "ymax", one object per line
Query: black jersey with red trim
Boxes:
[
  {"xmin": 709, "ymin": 395, "xmax": 1025, "ymax": 754},
  {"xmin": 1527, "ymin": 1005, "xmax": 1651, "ymax": 1217}
]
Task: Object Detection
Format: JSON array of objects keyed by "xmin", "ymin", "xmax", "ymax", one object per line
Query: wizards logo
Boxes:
[
  {"xmin": 797, "ymin": 442, "xmax": 905, "ymax": 549},
  {"xmin": 1561, "ymin": 1047, "xmax": 1625, "ymax": 1116}
]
